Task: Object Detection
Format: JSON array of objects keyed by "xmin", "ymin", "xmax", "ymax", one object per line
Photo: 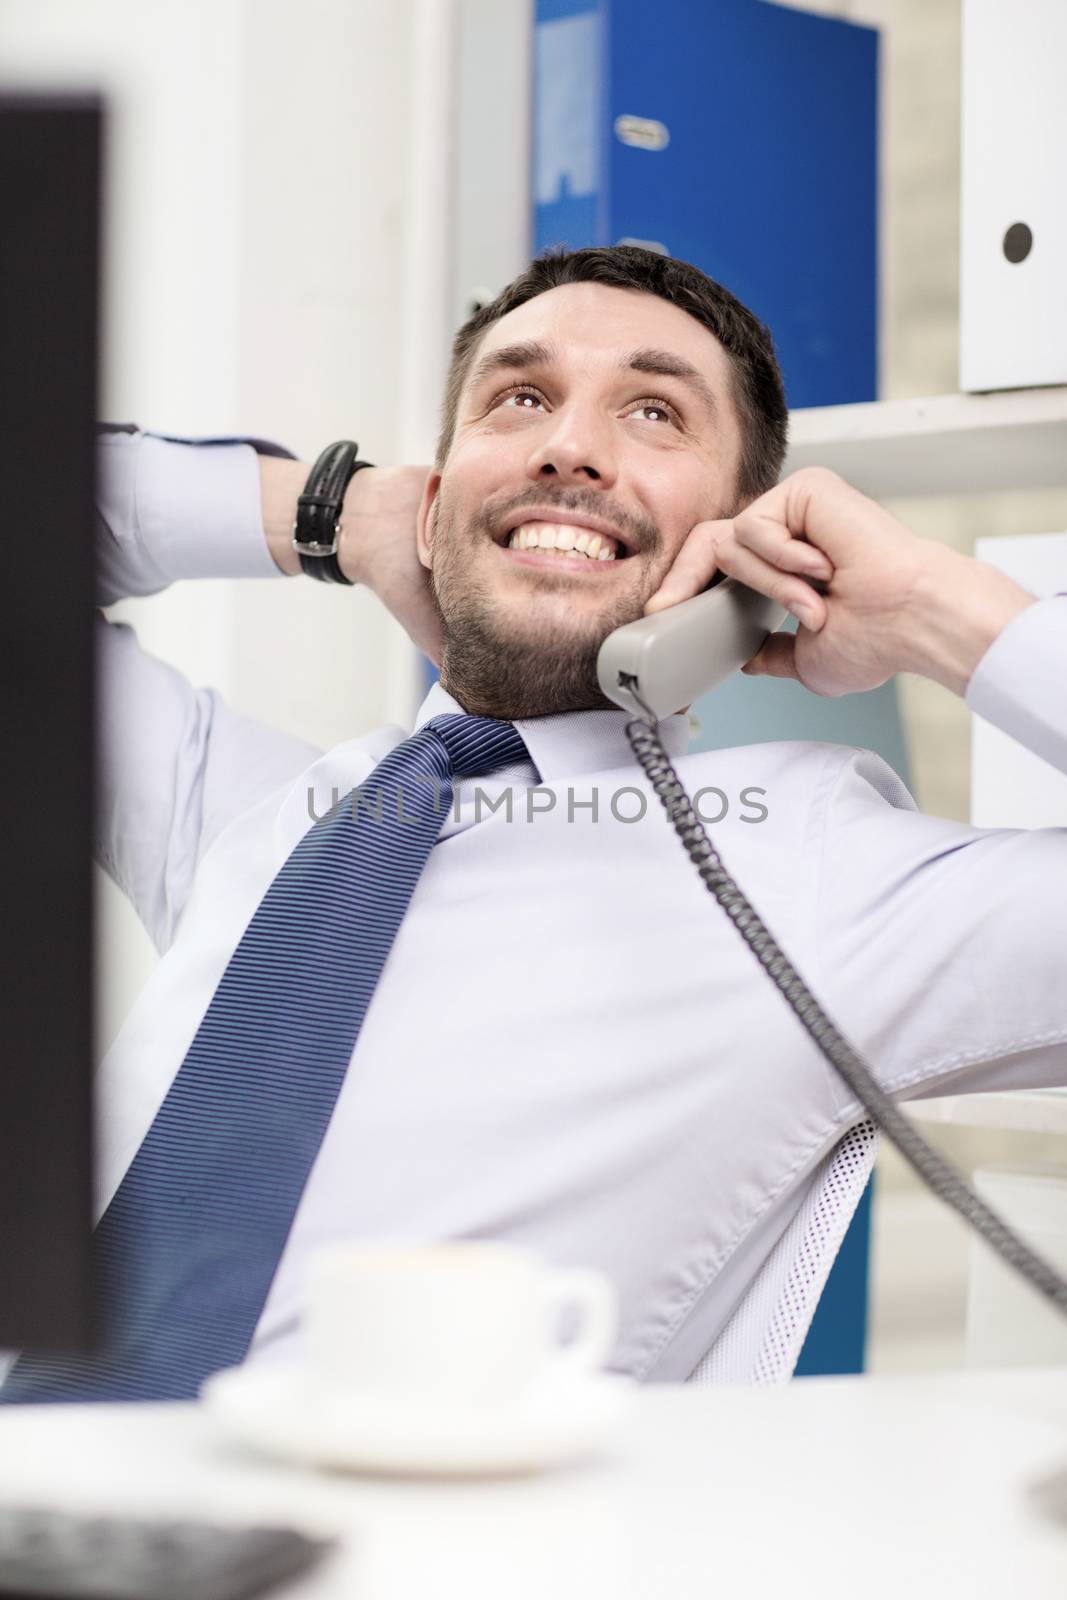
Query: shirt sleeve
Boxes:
[
  {"xmin": 95, "ymin": 428, "xmax": 289, "ymax": 603},
  {"xmin": 812, "ymin": 594, "xmax": 1067, "ymax": 1120},
  {"xmin": 95, "ymin": 429, "xmax": 321, "ymax": 951},
  {"xmin": 963, "ymin": 592, "xmax": 1067, "ymax": 773}
]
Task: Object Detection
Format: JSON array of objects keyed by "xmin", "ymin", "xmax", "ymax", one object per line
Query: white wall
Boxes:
[
  {"xmin": 0, "ymin": 0, "xmax": 446, "ymax": 1046},
  {"xmin": 452, "ymin": 0, "xmax": 533, "ymax": 328}
]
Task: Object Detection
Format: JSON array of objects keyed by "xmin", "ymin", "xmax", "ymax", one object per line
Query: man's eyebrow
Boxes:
[
  {"xmin": 624, "ymin": 347, "xmax": 720, "ymax": 420},
  {"xmin": 466, "ymin": 340, "xmax": 557, "ymax": 395},
  {"xmin": 464, "ymin": 338, "xmax": 720, "ymax": 421}
]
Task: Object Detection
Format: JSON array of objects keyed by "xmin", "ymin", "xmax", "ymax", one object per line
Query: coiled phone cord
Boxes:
[{"xmin": 624, "ymin": 701, "xmax": 1067, "ymax": 1321}]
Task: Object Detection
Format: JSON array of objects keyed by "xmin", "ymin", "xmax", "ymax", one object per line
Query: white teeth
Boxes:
[{"xmin": 505, "ymin": 522, "xmax": 619, "ymax": 560}]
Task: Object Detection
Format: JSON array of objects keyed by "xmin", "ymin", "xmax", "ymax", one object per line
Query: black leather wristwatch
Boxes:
[{"xmin": 291, "ymin": 440, "xmax": 374, "ymax": 584}]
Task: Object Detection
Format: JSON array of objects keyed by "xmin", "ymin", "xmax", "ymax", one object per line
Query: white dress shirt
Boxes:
[{"xmin": 90, "ymin": 431, "xmax": 1067, "ymax": 1383}]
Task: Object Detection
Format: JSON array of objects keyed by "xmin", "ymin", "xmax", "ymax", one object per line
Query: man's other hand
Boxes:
[
  {"xmin": 261, "ymin": 457, "xmax": 442, "ymax": 667},
  {"xmin": 643, "ymin": 467, "xmax": 1037, "ymax": 699},
  {"xmin": 338, "ymin": 465, "xmax": 443, "ymax": 668}
]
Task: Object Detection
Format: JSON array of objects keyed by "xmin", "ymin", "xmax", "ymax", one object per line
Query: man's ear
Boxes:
[{"xmin": 415, "ymin": 471, "xmax": 443, "ymax": 571}]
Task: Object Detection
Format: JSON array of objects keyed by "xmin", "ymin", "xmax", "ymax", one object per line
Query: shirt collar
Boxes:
[{"xmin": 412, "ymin": 679, "xmax": 691, "ymax": 782}]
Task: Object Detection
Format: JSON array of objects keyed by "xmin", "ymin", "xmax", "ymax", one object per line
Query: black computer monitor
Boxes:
[{"xmin": 0, "ymin": 96, "xmax": 99, "ymax": 1351}]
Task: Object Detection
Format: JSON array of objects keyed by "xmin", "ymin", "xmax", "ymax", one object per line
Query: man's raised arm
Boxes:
[
  {"xmin": 96, "ymin": 429, "xmax": 289, "ymax": 604},
  {"xmin": 97, "ymin": 429, "xmax": 438, "ymax": 657},
  {"xmin": 94, "ymin": 429, "xmax": 432, "ymax": 950},
  {"xmin": 96, "ymin": 430, "xmax": 313, "ymax": 951},
  {"xmin": 649, "ymin": 465, "xmax": 1066, "ymax": 1112}
]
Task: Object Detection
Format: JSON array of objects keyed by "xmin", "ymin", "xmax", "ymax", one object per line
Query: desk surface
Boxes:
[{"xmin": 1, "ymin": 1368, "xmax": 1065, "ymax": 1599}]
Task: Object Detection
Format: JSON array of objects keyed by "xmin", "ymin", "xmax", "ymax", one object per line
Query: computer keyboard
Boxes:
[{"xmin": 0, "ymin": 1505, "xmax": 335, "ymax": 1599}]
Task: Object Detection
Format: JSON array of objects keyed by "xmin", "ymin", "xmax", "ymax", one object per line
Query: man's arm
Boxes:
[
  {"xmin": 643, "ymin": 466, "xmax": 1066, "ymax": 1109},
  {"xmin": 96, "ymin": 429, "xmax": 286, "ymax": 602},
  {"xmin": 812, "ymin": 656, "xmax": 1066, "ymax": 1115},
  {"xmin": 99, "ymin": 431, "xmax": 437, "ymax": 641},
  {"xmin": 96, "ymin": 430, "xmax": 320, "ymax": 950},
  {"xmin": 98, "ymin": 431, "xmax": 436, "ymax": 947},
  {"xmin": 257, "ymin": 454, "xmax": 307, "ymax": 575}
]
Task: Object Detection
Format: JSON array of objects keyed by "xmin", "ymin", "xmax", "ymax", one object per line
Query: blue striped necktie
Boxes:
[{"xmin": 3, "ymin": 712, "xmax": 529, "ymax": 1403}]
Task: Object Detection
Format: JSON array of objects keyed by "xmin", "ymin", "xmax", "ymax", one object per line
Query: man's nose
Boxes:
[{"xmin": 525, "ymin": 404, "xmax": 618, "ymax": 488}]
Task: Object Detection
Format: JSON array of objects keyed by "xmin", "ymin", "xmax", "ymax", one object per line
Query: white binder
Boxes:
[{"xmin": 959, "ymin": 0, "xmax": 1067, "ymax": 391}]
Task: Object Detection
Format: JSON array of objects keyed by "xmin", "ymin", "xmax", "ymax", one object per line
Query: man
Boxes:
[{"xmin": 8, "ymin": 246, "xmax": 1066, "ymax": 1400}]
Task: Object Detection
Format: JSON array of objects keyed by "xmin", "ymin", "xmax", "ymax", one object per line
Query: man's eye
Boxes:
[
  {"xmin": 499, "ymin": 388, "xmax": 545, "ymax": 411},
  {"xmin": 631, "ymin": 399, "xmax": 677, "ymax": 425},
  {"xmin": 491, "ymin": 389, "xmax": 677, "ymax": 423}
]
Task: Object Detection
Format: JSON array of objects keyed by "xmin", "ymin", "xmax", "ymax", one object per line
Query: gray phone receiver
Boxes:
[{"xmin": 596, "ymin": 579, "xmax": 788, "ymax": 720}]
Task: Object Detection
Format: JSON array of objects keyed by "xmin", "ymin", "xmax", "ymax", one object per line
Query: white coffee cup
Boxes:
[{"xmin": 306, "ymin": 1242, "xmax": 617, "ymax": 1411}]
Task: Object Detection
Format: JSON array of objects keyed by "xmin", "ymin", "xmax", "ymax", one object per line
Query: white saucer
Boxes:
[{"xmin": 201, "ymin": 1364, "xmax": 636, "ymax": 1477}]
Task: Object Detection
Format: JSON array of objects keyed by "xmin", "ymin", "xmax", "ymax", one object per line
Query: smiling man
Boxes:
[
  {"xmin": 418, "ymin": 255, "xmax": 782, "ymax": 722},
  {"xmin": 417, "ymin": 265, "xmax": 754, "ymax": 719},
  {"xmin": 5, "ymin": 246, "xmax": 1065, "ymax": 1405}
]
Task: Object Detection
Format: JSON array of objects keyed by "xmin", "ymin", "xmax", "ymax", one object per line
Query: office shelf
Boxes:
[
  {"xmin": 909, "ymin": 1089, "xmax": 1067, "ymax": 1137},
  {"xmin": 784, "ymin": 387, "xmax": 1067, "ymax": 498}
]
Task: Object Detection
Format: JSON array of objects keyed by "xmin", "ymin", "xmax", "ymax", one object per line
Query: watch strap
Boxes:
[{"xmin": 293, "ymin": 441, "xmax": 373, "ymax": 584}]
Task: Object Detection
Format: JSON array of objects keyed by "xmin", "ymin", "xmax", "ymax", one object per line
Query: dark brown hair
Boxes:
[{"xmin": 436, "ymin": 245, "xmax": 788, "ymax": 505}]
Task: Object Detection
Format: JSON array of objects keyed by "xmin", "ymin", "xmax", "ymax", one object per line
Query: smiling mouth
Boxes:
[{"xmin": 501, "ymin": 521, "xmax": 628, "ymax": 564}]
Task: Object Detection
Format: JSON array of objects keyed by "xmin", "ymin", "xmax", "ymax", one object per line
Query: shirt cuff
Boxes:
[
  {"xmin": 965, "ymin": 593, "xmax": 1067, "ymax": 776},
  {"xmin": 134, "ymin": 433, "xmax": 291, "ymax": 584}
]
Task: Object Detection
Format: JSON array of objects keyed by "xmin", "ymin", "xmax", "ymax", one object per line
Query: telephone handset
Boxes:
[
  {"xmin": 596, "ymin": 580, "xmax": 1067, "ymax": 1326},
  {"xmin": 597, "ymin": 577, "xmax": 786, "ymax": 718}
]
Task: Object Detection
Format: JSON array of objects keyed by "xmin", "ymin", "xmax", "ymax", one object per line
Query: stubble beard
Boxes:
[{"xmin": 427, "ymin": 494, "xmax": 655, "ymax": 720}]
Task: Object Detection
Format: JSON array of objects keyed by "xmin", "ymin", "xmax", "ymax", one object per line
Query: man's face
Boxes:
[{"xmin": 416, "ymin": 282, "xmax": 744, "ymax": 718}]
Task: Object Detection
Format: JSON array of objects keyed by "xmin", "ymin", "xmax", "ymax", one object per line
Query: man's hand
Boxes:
[
  {"xmin": 643, "ymin": 467, "xmax": 1038, "ymax": 698},
  {"xmin": 261, "ymin": 457, "xmax": 442, "ymax": 667},
  {"xmin": 337, "ymin": 464, "xmax": 443, "ymax": 667}
]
